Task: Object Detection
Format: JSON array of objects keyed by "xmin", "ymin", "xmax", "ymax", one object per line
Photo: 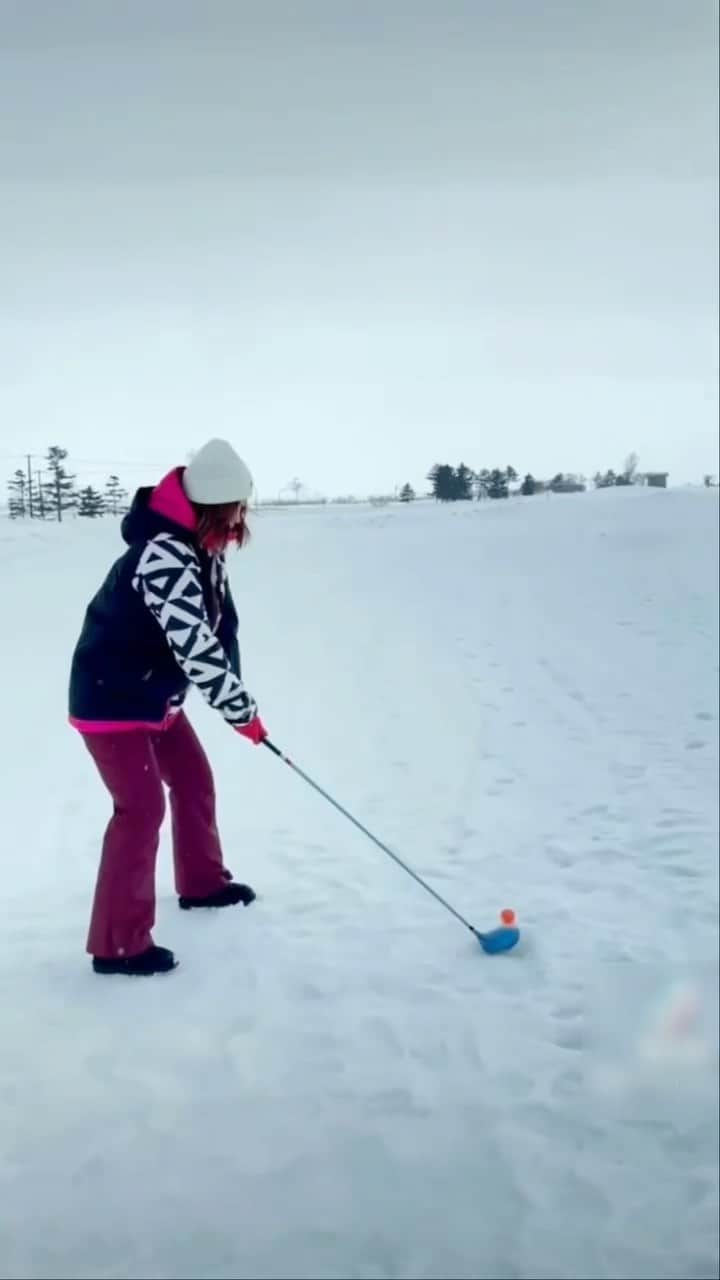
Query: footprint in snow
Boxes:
[
  {"xmin": 552, "ymin": 1002, "xmax": 584, "ymax": 1022},
  {"xmin": 579, "ymin": 803, "xmax": 612, "ymax": 819},
  {"xmin": 547, "ymin": 845, "xmax": 574, "ymax": 869},
  {"xmin": 550, "ymin": 1066, "xmax": 584, "ymax": 1100},
  {"xmin": 552, "ymin": 1024, "xmax": 586, "ymax": 1052},
  {"xmin": 664, "ymin": 862, "xmax": 701, "ymax": 880}
]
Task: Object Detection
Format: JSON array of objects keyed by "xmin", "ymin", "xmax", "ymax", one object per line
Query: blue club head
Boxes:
[
  {"xmin": 475, "ymin": 926, "xmax": 520, "ymax": 954},
  {"xmin": 474, "ymin": 911, "xmax": 520, "ymax": 954}
]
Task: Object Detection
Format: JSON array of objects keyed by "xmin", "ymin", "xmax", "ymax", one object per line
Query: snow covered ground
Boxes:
[{"xmin": 1, "ymin": 487, "xmax": 718, "ymax": 1280}]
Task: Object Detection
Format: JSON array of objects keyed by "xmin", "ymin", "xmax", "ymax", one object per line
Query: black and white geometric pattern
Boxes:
[{"xmin": 133, "ymin": 533, "xmax": 257, "ymax": 726}]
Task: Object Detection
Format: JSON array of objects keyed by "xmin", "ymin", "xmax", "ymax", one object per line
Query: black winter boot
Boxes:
[
  {"xmin": 92, "ymin": 945, "xmax": 178, "ymax": 976},
  {"xmin": 178, "ymin": 883, "xmax": 256, "ymax": 910}
]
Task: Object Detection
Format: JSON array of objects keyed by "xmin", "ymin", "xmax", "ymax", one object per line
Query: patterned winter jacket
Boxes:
[{"xmin": 69, "ymin": 468, "xmax": 257, "ymax": 732}]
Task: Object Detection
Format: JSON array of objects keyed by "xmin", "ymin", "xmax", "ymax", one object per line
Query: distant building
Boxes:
[{"xmin": 643, "ymin": 472, "xmax": 669, "ymax": 489}]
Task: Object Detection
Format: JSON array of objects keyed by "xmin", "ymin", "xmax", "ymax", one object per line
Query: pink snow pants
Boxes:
[{"xmin": 83, "ymin": 713, "xmax": 228, "ymax": 958}]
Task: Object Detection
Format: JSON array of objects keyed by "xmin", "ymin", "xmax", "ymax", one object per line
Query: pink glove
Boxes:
[{"xmin": 236, "ymin": 716, "xmax": 268, "ymax": 745}]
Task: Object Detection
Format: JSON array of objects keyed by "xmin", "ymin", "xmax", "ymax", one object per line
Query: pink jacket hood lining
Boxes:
[{"xmin": 148, "ymin": 468, "xmax": 197, "ymax": 532}]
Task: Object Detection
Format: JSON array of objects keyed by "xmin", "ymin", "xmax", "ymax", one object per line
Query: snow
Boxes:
[{"xmin": 1, "ymin": 488, "xmax": 718, "ymax": 1280}]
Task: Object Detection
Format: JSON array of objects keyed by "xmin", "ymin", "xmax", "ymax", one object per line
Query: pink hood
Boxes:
[{"xmin": 149, "ymin": 468, "xmax": 197, "ymax": 532}]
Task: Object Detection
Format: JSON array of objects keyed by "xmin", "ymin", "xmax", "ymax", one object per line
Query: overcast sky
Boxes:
[{"xmin": 1, "ymin": 0, "xmax": 717, "ymax": 497}]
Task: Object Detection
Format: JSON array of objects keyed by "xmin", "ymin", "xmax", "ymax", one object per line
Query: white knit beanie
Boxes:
[{"xmin": 182, "ymin": 439, "xmax": 254, "ymax": 505}]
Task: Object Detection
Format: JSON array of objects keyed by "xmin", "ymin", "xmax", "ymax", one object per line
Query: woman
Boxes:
[{"xmin": 69, "ymin": 439, "xmax": 268, "ymax": 976}]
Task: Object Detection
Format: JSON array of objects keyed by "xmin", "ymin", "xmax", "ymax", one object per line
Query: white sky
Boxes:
[{"xmin": 1, "ymin": 0, "xmax": 718, "ymax": 497}]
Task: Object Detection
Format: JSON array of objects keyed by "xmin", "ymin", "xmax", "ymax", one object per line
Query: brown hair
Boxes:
[{"xmin": 192, "ymin": 501, "xmax": 251, "ymax": 554}]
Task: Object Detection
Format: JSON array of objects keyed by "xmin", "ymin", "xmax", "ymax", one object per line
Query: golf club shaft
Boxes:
[{"xmin": 263, "ymin": 739, "xmax": 476, "ymax": 934}]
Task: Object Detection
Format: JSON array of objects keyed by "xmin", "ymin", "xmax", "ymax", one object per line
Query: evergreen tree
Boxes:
[
  {"xmin": 399, "ymin": 483, "xmax": 416, "ymax": 503},
  {"xmin": 7, "ymin": 470, "xmax": 27, "ymax": 518},
  {"xmin": 105, "ymin": 474, "xmax": 128, "ymax": 515},
  {"xmin": 429, "ymin": 464, "xmax": 457, "ymax": 501},
  {"xmin": 32, "ymin": 474, "xmax": 48, "ymax": 519},
  {"xmin": 43, "ymin": 446, "xmax": 76, "ymax": 522},
  {"xmin": 78, "ymin": 486, "xmax": 106, "ymax": 518},
  {"xmin": 521, "ymin": 473, "xmax": 536, "ymax": 496},
  {"xmin": 506, "ymin": 466, "xmax": 518, "ymax": 484},
  {"xmin": 487, "ymin": 468, "xmax": 509, "ymax": 499},
  {"xmin": 427, "ymin": 464, "xmax": 441, "ymax": 496},
  {"xmin": 429, "ymin": 463, "xmax": 501, "ymax": 501},
  {"xmin": 455, "ymin": 464, "xmax": 475, "ymax": 501}
]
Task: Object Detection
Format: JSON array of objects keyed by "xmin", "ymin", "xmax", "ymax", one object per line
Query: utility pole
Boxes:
[{"xmin": 26, "ymin": 454, "xmax": 33, "ymax": 519}]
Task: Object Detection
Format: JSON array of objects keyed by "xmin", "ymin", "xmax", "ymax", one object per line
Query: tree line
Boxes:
[
  {"xmin": 426, "ymin": 464, "xmax": 522, "ymax": 501},
  {"xmin": 413, "ymin": 453, "xmax": 646, "ymax": 502},
  {"xmin": 7, "ymin": 448, "xmax": 128, "ymax": 521}
]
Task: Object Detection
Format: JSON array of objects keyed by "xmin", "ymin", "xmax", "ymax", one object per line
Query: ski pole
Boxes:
[{"xmin": 262, "ymin": 739, "xmax": 519, "ymax": 953}]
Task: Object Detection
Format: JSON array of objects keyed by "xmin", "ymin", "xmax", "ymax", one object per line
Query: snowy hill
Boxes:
[{"xmin": 1, "ymin": 487, "xmax": 717, "ymax": 1280}]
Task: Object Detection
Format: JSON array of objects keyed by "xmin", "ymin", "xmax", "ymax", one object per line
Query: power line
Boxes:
[{"xmin": 0, "ymin": 450, "xmax": 171, "ymax": 466}]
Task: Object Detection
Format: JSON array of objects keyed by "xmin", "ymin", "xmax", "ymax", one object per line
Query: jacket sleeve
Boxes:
[{"xmin": 132, "ymin": 533, "xmax": 258, "ymax": 727}]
